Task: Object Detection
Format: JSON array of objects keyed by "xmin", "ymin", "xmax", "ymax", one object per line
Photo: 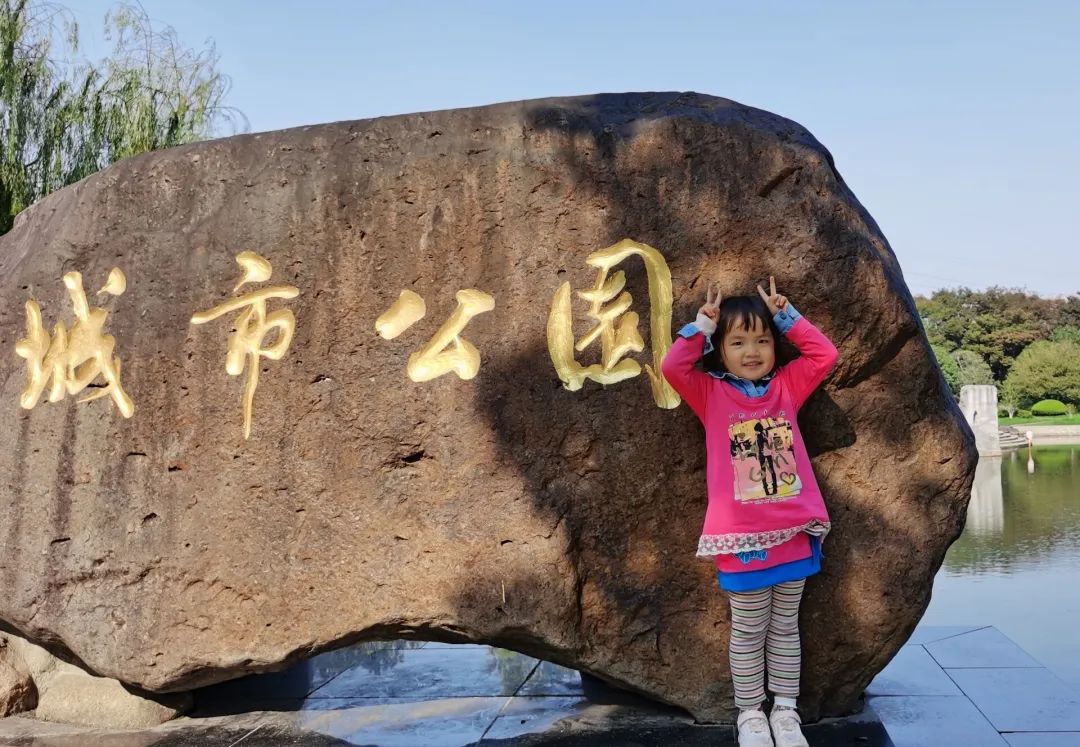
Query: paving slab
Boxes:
[
  {"xmin": 948, "ymin": 667, "xmax": 1080, "ymax": 732},
  {"xmin": 868, "ymin": 694, "xmax": 1007, "ymax": 746},
  {"xmin": 295, "ymin": 697, "xmax": 511, "ymax": 746},
  {"xmin": 1003, "ymin": 734, "xmax": 1080, "ymax": 747},
  {"xmin": 903, "ymin": 625, "xmax": 987, "ymax": 646},
  {"xmin": 517, "ymin": 662, "xmax": 585, "ymax": 696},
  {"xmin": 475, "ymin": 702, "xmax": 733, "ymax": 746},
  {"xmin": 867, "ymin": 644, "xmax": 963, "ymax": 696},
  {"xmin": 482, "ymin": 696, "xmax": 591, "ymax": 740},
  {"xmin": 925, "ymin": 627, "xmax": 1044, "ymax": 669}
]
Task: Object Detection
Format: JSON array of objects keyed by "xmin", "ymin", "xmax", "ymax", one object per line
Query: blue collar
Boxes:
[{"xmin": 708, "ymin": 369, "xmax": 775, "ymax": 399}]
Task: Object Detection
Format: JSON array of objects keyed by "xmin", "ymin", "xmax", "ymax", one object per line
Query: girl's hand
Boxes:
[
  {"xmin": 756, "ymin": 275, "xmax": 788, "ymax": 316},
  {"xmin": 698, "ymin": 283, "xmax": 721, "ymax": 322}
]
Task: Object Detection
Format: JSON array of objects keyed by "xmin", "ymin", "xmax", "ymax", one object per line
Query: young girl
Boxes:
[{"xmin": 661, "ymin": 277, "xmax": 838, "ymax": 747}]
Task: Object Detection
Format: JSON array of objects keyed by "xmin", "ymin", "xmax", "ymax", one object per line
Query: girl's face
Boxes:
[{"xmin": 719, "ymin": 316, "xmax": 776, "ymax": 382}]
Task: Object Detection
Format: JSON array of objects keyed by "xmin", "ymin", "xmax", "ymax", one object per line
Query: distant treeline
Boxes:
[{"xmin": 915, "ymin": 288, "xmax": 1080, "ymax": 415}]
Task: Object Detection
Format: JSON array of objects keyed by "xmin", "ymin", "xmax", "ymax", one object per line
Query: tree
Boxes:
[
  {"xmin": 1002, "ymin": 340, "xmax": 1080, "ymax": 409},
  {"xmin": 928, "ymin": 343, "xmax": 963, "ymax": 392},
  {"xmin": 0, "ymin": 0, "xmax": 243, "ymax": 233},
  {"xmin": 916, "ymin": 287, "xmax": 1066, "ymax": 381},
  {"xmin": 930, "ymin": 343, "xmax": 961, "ymax": 395},
  {"xmin": 1059, "ymin": 296, "xmax": 1080, "ymax": 329},
  {"xmin": 951, "ymin": 349, "xmax": 994, "ymax": 388}
]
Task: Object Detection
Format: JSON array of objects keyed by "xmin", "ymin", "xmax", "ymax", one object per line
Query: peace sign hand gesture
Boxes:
[
  {"xmin": 757, "ymin": 276, "xmax": 789, "ymax": 316},
  {"xmin": 698, "ymin": 283, "xmax": 722, "ymax": 322}
]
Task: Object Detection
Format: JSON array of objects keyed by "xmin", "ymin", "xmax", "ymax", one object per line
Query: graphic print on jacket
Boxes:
[{"xmin": 728, "ymin": 412, "xmax": 802, "ymax": 502}]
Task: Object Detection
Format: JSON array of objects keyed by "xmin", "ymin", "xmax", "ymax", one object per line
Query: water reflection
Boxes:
[
  {"xmin": 489, "ymin": 646, "xmax": 534, "ymax": 691},
  {"xmin": 315, "ymin": 640, "xmax": 426, "ymax": 678},
  {"xmin": 965, "ymin": 457, "xmax": 1003, "ymax": 536},
  {"xmin": 941, "ymin": 445, "xmax": 1080, "ymax": 574},
  {"xmin": 926, "ymin": 444, "xmax": 1080, "ymax": 685},
  {"xmin": 316, "ymin": 642, "xmax": 566, "ymax": 689},
  {"xmin": 306, "ymin": 641, "xmax": 573, "ymax": 695}
]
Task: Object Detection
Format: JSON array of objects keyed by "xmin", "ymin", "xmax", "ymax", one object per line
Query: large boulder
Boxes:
[{"xmin": 0, "ymin": 92, "xmax": 975, "ymax": 722}]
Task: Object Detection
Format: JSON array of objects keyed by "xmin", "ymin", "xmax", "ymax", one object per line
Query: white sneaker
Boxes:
[
  {"xmin": 769, "ymin": 707, "xmax": 809, "ymax": 747},
  {"xmin": 737, "ymin": 709, "xmax": 774, "ymax": 747}
]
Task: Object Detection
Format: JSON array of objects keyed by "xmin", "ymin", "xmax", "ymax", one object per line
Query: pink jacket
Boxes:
[{"xmin": 661, "ymin": 317, "xmax": 839, "ymax": 569}]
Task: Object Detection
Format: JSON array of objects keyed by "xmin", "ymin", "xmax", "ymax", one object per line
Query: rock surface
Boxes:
[
  {"xmin": 0, "ymin": 633, "xmax": 189, "ymax": 726},
  {"xmin": 34, "ymin": 672, "xmax": 189, "ymax": 728},
  {"xmin": 0, "ymin": 92, "xmax": 975, "ymax": 722},
  {"xmin": 0, "ymin": 639, "xmax": 35, "ymax": 717}
]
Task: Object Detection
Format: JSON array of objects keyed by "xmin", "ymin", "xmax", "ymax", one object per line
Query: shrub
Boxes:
[
  {"xmin": 1002, "ymin": 340, "xmax": 1080, "ymax": 409},
  {"xmin": 1032, "ymin": 399, "xmax": 1068, "ymax": 416},
  {"xmin": 1017, "ymin": 409, "xmax": 1032, "ymax": 418}
]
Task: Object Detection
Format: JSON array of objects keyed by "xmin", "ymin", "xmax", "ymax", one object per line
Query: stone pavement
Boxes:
[{"xmin": 0, "ymin": 625, "xmax": 1078, "ymax": 746}]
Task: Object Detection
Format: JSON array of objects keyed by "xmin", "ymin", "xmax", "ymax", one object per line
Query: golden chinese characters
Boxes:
[
  {"xmin": 375, "ymin": 290, "xmax": 426, "ymax": 340},
  {"xmin": 191, "ymin": 252, "xmax": 299, "ymax": 439},
  {"xmin": 15, "ymin": 268, "xmax": 134, "ymax": 417},
  {"xmin": 375, "ymin": 288, "xmax": 495, "ymax": 382},
  {"xmin": 547, "ymin": 239, "xmax": 680, "ymax": 408}
]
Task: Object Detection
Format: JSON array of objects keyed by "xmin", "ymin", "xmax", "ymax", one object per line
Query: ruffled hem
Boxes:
[{"xmin": 696, "ymin": 520, "xmax": 831, "ymax": 556}]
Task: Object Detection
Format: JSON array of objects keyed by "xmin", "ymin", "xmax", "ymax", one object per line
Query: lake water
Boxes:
[{"xmin": 923, "ymin": 443, "xmax": 1080, "ymax": 684}]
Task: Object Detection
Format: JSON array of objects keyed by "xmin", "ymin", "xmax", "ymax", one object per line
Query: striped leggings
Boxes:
[{"xmin": 727, "ymin": 578, "xmax": 805, "ymax": 710}]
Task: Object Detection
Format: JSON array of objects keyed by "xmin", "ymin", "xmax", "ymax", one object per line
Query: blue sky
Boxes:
[{"xmin": 68, "ymin": 0, "xmax": 1079, "ymax": 297}]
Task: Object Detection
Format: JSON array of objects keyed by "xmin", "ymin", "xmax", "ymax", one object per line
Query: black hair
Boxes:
[{"xmin": 702, "ymin": 295, "xmax": 780, "ymax": 374}]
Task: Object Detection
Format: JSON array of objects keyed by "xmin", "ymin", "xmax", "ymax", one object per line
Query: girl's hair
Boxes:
[{"xmin": 702, "ymin": 295, "xmax": 780, "ymax": 374}]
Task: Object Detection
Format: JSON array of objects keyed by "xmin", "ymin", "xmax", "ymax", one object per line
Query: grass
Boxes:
[{"xmin": 1000, "ymin": 414, "xmax": 1080, "ymax": 426}]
